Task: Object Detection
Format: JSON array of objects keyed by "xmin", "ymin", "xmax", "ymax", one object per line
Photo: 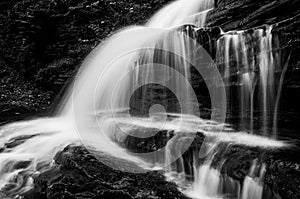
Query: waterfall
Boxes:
[
  {"xmin": 0, "ymin": 0, "xmax": 289, "ymax": 198},
  {"xmin": 241, "ymin": 160, "xmax": 266, "ymax": 199},
  {"xmin": 182, "ymin": 24, "xmax": 285, "ymax": 199},
  {"xmin": 147, "ymin": 0, "xmax": 214, "ymax": 28},
  {"xmin": 216, "ymin": 26, "xmax": 280, "ymax": 136},
  {"xmin": 187, "ymin": 141, "xmax": 225, "ymax": 199}
]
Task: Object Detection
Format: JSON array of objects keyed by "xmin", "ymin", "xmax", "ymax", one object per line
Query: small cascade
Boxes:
[
  {"xmin": 191, "ymin": 165, "xmax": 223, "ymax": 198},
  {"xmin": 171, "ymin": 26, "xmax": 284, "ymax": 199},
  {"xmin": 186, "ymin": 140, "xmax": 242, "ymax": 199},
  {"xmin": 188, "ymin": 141, "xmax": 224, "ymax": 199},
  {"xmin": 185, "ymin": 144, "xmax": 270, "ymax": 199},
  {"xmin": 241, "ymin": 160, "xmax": 266, "ymax": 199},
  {"xmin": 188, "ymin": 158, "xmax": 268, "ymax": 199}
]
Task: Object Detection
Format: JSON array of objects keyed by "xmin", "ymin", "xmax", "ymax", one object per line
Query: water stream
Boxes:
[{"xmin": 0, "ymin": 0, "xmax": 290, "ymax": 198}]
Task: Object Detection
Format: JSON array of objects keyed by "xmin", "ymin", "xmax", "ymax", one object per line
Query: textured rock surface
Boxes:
[
  {"xmin": 207, "ymin": 0, "xmax": 300, "ymax": 88},
  {"xmin": 0, "ymin": 0, "xmax": 299, "ymax": 199},
  {"xmin": 23, "ymin": 145, "xmax": 189, "ymax": 199},
  {"xmin": 0, "ymin": 0, "xmax": 172, "ymax": 112}
]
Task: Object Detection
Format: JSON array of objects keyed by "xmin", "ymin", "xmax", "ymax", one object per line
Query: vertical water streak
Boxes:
[
  {"xmin": 257, "ymin": 26, "xmax": 275, "ymax": 135},
  {"xmin": 216, "ymin": 26, "xmax": 278, "ymax": 136},
  {"xmin": 273, "ymin": 54, "xmax": 290, "ymax": 136},
  {"xmin": 184, "ymin": 26, "xmax": 280, "ymax": 199}
]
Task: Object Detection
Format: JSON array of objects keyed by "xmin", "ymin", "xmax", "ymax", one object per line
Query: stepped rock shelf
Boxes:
[{"xmin": 0, "ymin": 0, "xmax": 299, "ymax": 199}]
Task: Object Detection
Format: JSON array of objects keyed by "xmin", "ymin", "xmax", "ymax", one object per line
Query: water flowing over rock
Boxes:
[{"xmin": 0, "ymin": 0, "xmax": 299, "ymax": 199}]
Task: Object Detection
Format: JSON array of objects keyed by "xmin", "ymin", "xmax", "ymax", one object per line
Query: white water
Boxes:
[
  {"xmin": 185, "ymin": 26, "xmax": 284, "ymax": 199},
  {"xmin": 216, "ymin": 26, "xmax": 280, "ymax": 136},
  {"xmin": 241, "ymin": 160, "xmax": 266, "ymax": 199},
  {"xmin": 147, "ymin": 0, "xmax": 214, "ymax": 28},
  {"xmin": 0, "ymin": 0, "xmax": 288, "ymax": 198}
]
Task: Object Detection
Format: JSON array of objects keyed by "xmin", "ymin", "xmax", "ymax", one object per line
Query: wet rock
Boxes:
[
  {"xmin": 0, "ymin": 0, "xmax": 173, "ymax": 111},
  {"xmin": 125, "ymin": 130, "xmax": 300, "ymax": 199},
  {"xmin": 264, "ymin": 158, "xmax": 300, "ymax": 199},
  {"xmin": 24, "ymin": 145, "xmax": 189, "ymax": 199},
  {"xmin": 218, "ymin": 146, "xmax": 300, "ymax": 199},
  {"xmin": 207, "ymin": 0, "xmax": 300, "ymax": 88}
]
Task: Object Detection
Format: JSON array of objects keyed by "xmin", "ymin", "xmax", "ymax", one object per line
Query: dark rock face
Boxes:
[
  {"xmin": 207, "ymin": 0, "xmax": 300, "ymax": 88},
  {"xmin": 24, "ymin": 145, "xmax": 189, "ymax": 199},
  {"xmin": 0, "ymin": 0, "xmax": 173, "ymax": 112},
  {"xmin": 208, "ymin": 0, "xmax": 299, "ymax": 31},
  {"xmin": 264, "ymin": 158, "xmax": 300, "ymax": 199},
  {"xmin": 0, "ymin": 0, "xmax": 171, "ymax": 83}
]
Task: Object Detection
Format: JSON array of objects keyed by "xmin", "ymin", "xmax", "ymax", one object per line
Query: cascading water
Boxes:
[
  {"xmin": 185, "ymin": 26, "xmax": 283, "ymax": 199},
  {"xmin": 241, "ymin": 160, "xmax": 266, "ymax": 199},
  {"xmin": 216, "ymin": 26, "xmax": 280, "ymax": 136},
  {"xmin": 146, "ymin": 0, "xmax": 214, "ymax": 28},
  {"xmin": 0, "ymin": 0, "xmax": 289, "ymax": 198}
]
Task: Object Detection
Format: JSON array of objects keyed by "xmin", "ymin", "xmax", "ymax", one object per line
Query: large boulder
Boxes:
[{"xmin": 23, "ymin": 145, "xmax": 189, "ymax": 199}]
